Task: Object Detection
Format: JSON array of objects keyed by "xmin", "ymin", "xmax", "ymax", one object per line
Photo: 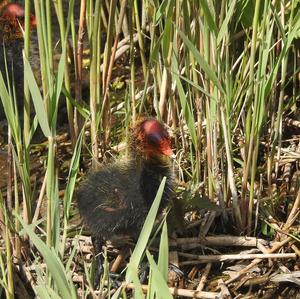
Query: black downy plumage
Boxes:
[{"xmin": 77, "ymin": 118, "xmax": 175, "ymax": 283}]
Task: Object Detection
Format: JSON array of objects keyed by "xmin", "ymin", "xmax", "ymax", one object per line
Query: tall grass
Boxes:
[{"xmin": 0, "ymin": 0, "xmax": 299, "ymax": 297}]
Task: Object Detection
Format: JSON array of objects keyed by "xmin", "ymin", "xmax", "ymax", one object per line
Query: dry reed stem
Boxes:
[
  {"xmin": 241, "ymin": 273, "xmax": 275, "ymax": 287},
  {"xmin": 32, "ymin": 171, "xmax": 47, "ymax": 224},
  {"xmin": 74, "ymin": 0, "xmax": 86, "ymax": 137},
  {"xmin": 256, "ymin": 240, "xmax": 270, "ymax": 254},
  {"xmin": 99, "ymin": 36, "xmax": 138, "ymax": 72},
  {"xmin": 284, "ymin": 189, "xmax": 300, "ymax": 231},
  {"xmin": 158, "ymin": 46, "xmax": 172, "ymax": 122},
  {"xmin": 170, "ymin": 235, "xmax": 268, "ymax": 247},
  {"xmin": 217, "ymin": 279, "xmax": 231, "ymax": 298},
  {"xmin": 168, "ymin": 233, "xmax": 181, "ymax": 285},
  {"xmin": 169, "ymin": 250, "xmax": 182, "ymax": 285},
  {"xmin": 200, "ymin": 211, "xmax": 218, "ymax": 236},
  {"xmin": 110, "ymin": 85, "xmax": 154, "ymax": 113},
  {"xmin": 284, "ymin": 117, "xmax": 300, "ymax": 128},
  {"xmin": 179, "ymin": 252, "xmax": 296, "ymax": 266},
  {"xmin": 188, "ymin": 267, "xmax": 198, "ymax": 281},
  {"xmin": 291, "ymin": 243, "xmax": 300, "ymax": 257},
  {"xmin": 220, "ymin": 105, "xmax": 242, "ymax": 228},
  {"xmin": 186, "ymin": 219, "xmax": 203, "ymax": 230},
  {"xmin": 196, "ymin": 262, "xmax": 212, "ymax": 293},
  {"xmin": 256, "ymin": 240, "xmax": 273, "ymax": 267},
  {"xmin": 266, "ymin": 219, "xmax": 298, "ymax": 243},
  {"xmin": 225, "ymin": 237, "xmax": 292, "ymax": 285},
  {"xmin": 110, "ymin": 250, "xmax": 125, "ymax": 273},
  {"xmin": 124, "ymin": 283, "xmax": 219, "ymax": 298}
]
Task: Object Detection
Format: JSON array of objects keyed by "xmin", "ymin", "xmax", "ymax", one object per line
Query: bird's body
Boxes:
[
  {"xmin": 77, "ymin": 157, "xmax": 174, "ymax": 244},
  {"xmin": 77, "ymin": 118, "xmax": 175, "ymax": 283}
]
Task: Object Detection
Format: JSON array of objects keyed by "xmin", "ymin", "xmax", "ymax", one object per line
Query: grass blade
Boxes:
[
  {"xmin": 126, "ymin": 177, "xmax": 166, "ymax": 282},
  {"xmin": 23, "ymin": 55, "xmax": 51, "ymax": 137}
]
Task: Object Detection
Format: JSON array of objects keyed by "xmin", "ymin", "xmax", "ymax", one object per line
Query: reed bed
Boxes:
[{"xmin": 0, "ymin": 0, "xmax": 299, "ymax": 298}]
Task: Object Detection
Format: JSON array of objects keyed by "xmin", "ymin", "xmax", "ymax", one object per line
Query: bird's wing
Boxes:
[{"xmin": 95, "ymin": 185, "xmax": 128, "ymax": 213}]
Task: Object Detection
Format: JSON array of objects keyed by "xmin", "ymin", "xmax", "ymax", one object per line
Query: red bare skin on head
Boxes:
[
  {"xmin": 2, "ymin": 3, "xmax": 25, "ymax": 18},
  {"xmin": 138, "ymin": 118, "xmax": 173, "ymax": 157},
  {"xmin": 1, "ymin": 3, "xmax": 36, "ymax": 27}
]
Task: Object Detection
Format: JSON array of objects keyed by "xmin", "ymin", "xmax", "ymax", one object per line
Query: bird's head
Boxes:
[
  {"xmin": 130, "ymin": 118, "xmax": 174, "ymax": 160},
  {"xmin": 1, "ymin": 3, "xmax": 36, "ymax": 29}
]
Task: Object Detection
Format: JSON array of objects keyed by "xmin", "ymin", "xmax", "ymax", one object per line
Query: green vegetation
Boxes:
[{"xmin": 0, "ymin": 0, "xmax": 299, "ymax": 298}]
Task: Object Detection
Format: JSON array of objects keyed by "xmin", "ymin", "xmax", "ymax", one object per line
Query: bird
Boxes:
[
  {"xmin": 77, "ymin": 117, "xmax": 175, "ymax": 284},
  {"xmin": 0, "ymin": 2, "xmax": 37, "ymax": 119},
  {"xmin": 0, "ymin": 2, "xmax": 36, "ymax": 42}
]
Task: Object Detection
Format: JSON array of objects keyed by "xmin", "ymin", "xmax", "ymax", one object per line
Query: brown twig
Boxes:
[
  {"xmin": 168, "ymin": 234, "xmax": 181, "ymax": 286},
  {"xmin": 200, "ymin": 211, "xmax": 218, "ymax": 236},
  {"xmin": 32, "ymin": 171, "xmax": 47, "ymax": 224},
  {"xmin": 217, "ymin": 279, "xmax": 231, "ymax": 298},
  {"xmin": 284, "ymin": 189, "xmax": 300, "ymax": 231},
  {"xmin": 110, "ymin": 250, "xmax": 126, "ymax": 273},
  {"xmin": 170, "ymin": 235, "xmax": 268, "ymax": 248},
  {"xmin": 291, "ymin": 243, "xmax": 300, "ymax": 257},
  {"xmin": 179, "ymin": 252, "xmax": 296, "ymax": 266},
  {"xmin": 124, "ymin": 283, "xmax": 219, "ymax": 299},
  {"xmin": 74, "ymin": 0, "xmax": 86, "ymax": 138},
  {"xmin": 196, "ymin": 262, "xmax": 212, "ymax": 293},
  {"xmin": 225, "ymin": 237, "xmax": 292, "ymax": 285}
]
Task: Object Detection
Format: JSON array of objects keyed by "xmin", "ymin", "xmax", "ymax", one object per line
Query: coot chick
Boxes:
[
  {"xmin": 77, "ymin": 118, "xmax": 175, "ymax": 283},
  {"xmin": 0, "ymin": 2, "xmax": 37, "ymax": 119}
]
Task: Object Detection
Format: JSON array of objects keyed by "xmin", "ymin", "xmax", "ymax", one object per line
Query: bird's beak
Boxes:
[
  {"xmin": 161, "ymin": 146, "xmax": 175, "ymax": 159},
  {"xmin": 159, "ymin": 137, "xmax": 175, "ymax": 159}
]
